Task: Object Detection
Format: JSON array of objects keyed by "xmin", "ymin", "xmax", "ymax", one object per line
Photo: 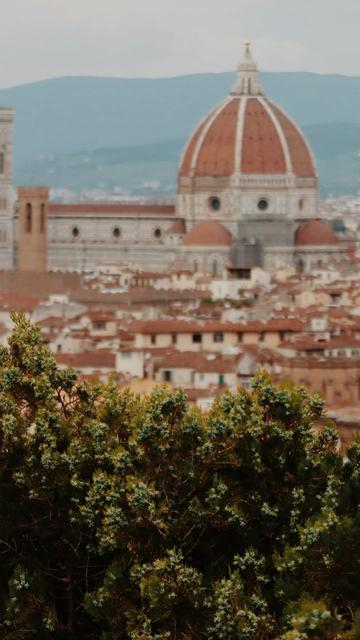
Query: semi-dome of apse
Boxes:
[
  {"xmin": 295, "ymin": 219, "xmax": 340, "ymax": 246},
  {"xmin": 183, "ymin": 220, "xmax": 232, "ymax": 246}
]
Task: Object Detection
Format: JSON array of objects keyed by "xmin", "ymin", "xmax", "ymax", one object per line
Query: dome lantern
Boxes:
[{"xmin": 230, "ymin": 40, "xmax": 264, "ymax": 96}]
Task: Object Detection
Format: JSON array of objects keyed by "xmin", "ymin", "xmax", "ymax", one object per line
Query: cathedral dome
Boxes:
[
  {"xmin": 179, "ymin": 43, "xmax": 316, "ymax": 180},
  {"xmin": 184, "ymin": 220, "xmax": 232, "ymax": 246},
  {"xmin": 295, "ymin": 219, "xmax": 340, "ymax": 246}
]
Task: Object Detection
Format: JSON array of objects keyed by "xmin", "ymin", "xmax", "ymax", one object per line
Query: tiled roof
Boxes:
[
  {"xmin": 49, "ymin": 203, "xmax": 175, "ymax": 216},
  {"xmin": 0, "ymin": 292, "xmax": 40, "ymax": 312},
  {"xmin": 168, "ymin": 219, "xmax": 186, "ymax": 234},
  {"xmin": 179, "ymin": 96, "xmax": 315, "ymax": 179},
  {"xmin": 128, "ymin": 318, "xmax": 305, "ymax": 335},
  {"xmin": 295, "ymin": 220, "xmax": 340, "ymax": 246},
  {"xmin": 183, "ymin": 221, "xmax": 232, "ymax": 246},
  {"xmin": 55, "ymin": 351, "xmax": 116, "ymax": 368}
]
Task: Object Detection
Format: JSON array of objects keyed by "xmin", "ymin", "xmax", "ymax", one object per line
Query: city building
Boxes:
[{"xmin": 0, "ymin": 43, "xmax": 347, "ymax": 274}]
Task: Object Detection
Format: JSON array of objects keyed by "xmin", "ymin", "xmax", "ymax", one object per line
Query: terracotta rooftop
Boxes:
[
  {"xmin": 168, "ymin": 219, "xmax": 186, "ymax": 234},
  {"xmin": 49, "ymin": 203, "xmax": 175, "ymax": 216},
  {"xmin": 55, "ymin": 351, "xmax": 116, "ymax": 369},
  {"xmin": 180, "ymin": 96, "xmax": 315, "ymax": 179},
  {"xmin": 295, "ymin": 219, "xmax": 340, "ymax": 246},
  {"xmin": 127, "ymin": 318, "xmax": 304, "ymax": 335},
  {"xmin": 183, "ymin": 220, "xmax": 232, "ymax": 246},
  {"xmin": 0, "ymin": 292, "xmax": 41, "ymax": 312}
]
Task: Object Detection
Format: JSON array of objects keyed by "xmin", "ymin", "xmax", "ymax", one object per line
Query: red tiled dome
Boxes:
[
  {"xmin": 180, "ymin": 96, "xmax": 315, "ymax": 179},
  {"xmin": 179, "ymin": 44, "xmax": 316, "ymax": 180},
  {"xmin": 168, "ymin": 219, "xmax": 185, "ymax": 234},
  {"xmin": 295, "ymin": 220, "xmax": 340, "ymax": 246},
  {"xmin": 184, "ymin": 221, "xmax": 232, "ymax": 246}
]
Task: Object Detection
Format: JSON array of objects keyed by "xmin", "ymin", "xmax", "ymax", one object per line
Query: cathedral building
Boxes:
[{"xmin": 0, "ymin": 44, "xmax": 344, "ymax": 275}]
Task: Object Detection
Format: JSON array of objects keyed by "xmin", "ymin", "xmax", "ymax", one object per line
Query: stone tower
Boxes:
[
  {"xmin": 17, "ymin": 187, "xmax": 49, "ymax": 272},
  {"xmin": 0, "ymin": 108, "xmax": 15, "ymax": 269}
]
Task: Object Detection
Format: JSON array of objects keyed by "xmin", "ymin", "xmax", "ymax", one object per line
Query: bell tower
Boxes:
[
  {"xmin": 0, "ymin": 108, "xmax": 15, "ymax": 269},
  {"xmin": 17, "ymin": 187, "xmax": 49, "ymax": 272}
]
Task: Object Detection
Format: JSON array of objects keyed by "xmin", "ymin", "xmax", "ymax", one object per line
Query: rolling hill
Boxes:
[{"xmin": 2, "ymin": 71, "xmax": 360, "ymax": 195}]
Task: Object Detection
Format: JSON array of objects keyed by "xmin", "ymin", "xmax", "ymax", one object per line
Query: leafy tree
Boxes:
[{"xmin": 0, "ymin": 313, "xmax": 358, "ymax": 638}]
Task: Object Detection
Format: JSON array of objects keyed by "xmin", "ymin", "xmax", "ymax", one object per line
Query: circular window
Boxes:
[
  {"xmin": 209, "ymin": 196, "xmax": 221, "ymax": 212},
  {"xmin": 154, "ymin": 228, "xmax": 162, "ymax": 238},
  {"xmin": 72, "ymin": 226, "xmax": 79, "ymax": 238},
  {"xmin": 257, "ymin": 198, "xmax": 268, "ymax": 211},
  {"xmin": 113, "ymin": 227, "xmax": 121, "ymax": 238}
]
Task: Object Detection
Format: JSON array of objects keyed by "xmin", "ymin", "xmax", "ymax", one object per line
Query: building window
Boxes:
[
  {"xmin": 154, "ymin": 228, "xmax": 162, "ymax": 238},
  {"xmin": 113, "ymin": 227, "xmax": 121, "ymax": 239},
  {"xmin": 93, "ymin": 321, "xmax": 106, "ymax": 330},
  {"xmin": 0, "ymin": 153, "xmax": 4, "ymax": 174},
  {"xmin": 299, "ymin": 198, "xmax": 304, "ymax": 211},
  {"xmin": 279, "ymin": 331, "xmax": 285, "ymax": 342},
  {"xmin": 259, "ymin": 332, "xmax": 265, "ymax": 343},
  {"xmin": 257, "ymin": 198, "xmax": 268, "ymax": 211},
  {"xmin": 25, "ymin": 203, "xmax": 32, "ymax": 233},
  {"xmin": 236, "ymin": 268, "xmax": 251, "ymax": 280},
  {"xmin": 213, "ymin": 332, "xmax": 224, "ymax": 343},
  {"xmin": 219, "ymin": 373, "xmax": 225, "ymax": 386},
  {"xmin": 192, "ymin": 333, "xmax": 202, "ymax": 343},
  {"xmin": 209, "ymin": 196, "xmax": 221, "ymax": 211},
  {"xmin": 172, "ymin": 334, "xmax": 177, "ymax": 345},
  {"xmin": 150, "ymin": 334, "xmax": 156, "ymax": 345},
  {"xmin": 72, "ymin": 226, "xmax": 79, "ymax": 238},
  {"xmin": 40, "ymin": 203, "xmax": 45, "ymax": 233},
  {"xmin": 212, "ymin": 260, "xmax": 218, "ymax": 277},
  {"xmin": 238, "ymin": 332, "xmax": 243, "ymax": 343},
  {"xmin": 162, "ymin": 370, "xmax": 172, "ymax": 382},
  {"xmin": 193, "ymin": 260, "xmax": 198, "ymax": 273}
]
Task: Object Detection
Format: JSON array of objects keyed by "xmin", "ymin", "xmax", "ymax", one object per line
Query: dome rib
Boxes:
[
  {"xmin": 179, "ymin": 96, "xmax": 316, "ymax": 179},
  {"xmin": 179, "ymin": 44, "xmax": 317, "ymax": 180},
  {"xmin": 268, "ymin": 101, "xmax": 316, "ymax": 178},
  {"xmin": 241, "ymin": 98, "xmax": 287, "ymax": 174},
  {"xmin": 180, "ymin": 110, "xmax": 215, "ymax": 177},
  {"xmin": 195, "ymin": 99, "xmax": 240, "ymax": 177},
  {"xmin": 259, "ymin": 97, "xmax": 293, "ymax": 173}
]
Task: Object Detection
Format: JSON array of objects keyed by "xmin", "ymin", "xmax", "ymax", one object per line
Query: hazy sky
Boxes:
[{"xmin": 0, "ymin": 0, "xmax": 357, "ymax": 87}]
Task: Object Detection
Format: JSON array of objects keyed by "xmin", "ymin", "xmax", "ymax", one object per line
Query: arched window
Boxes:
[
  {"xmin": 212, "ymin": 260, "xmax": 218, "ymax": 277},
  {"xmin": 193, "ymin": 260, "xmax": 198, "ymax": 273},
  {"xmin": 72, "ymin": 226, "xmax": 79, "ymax": 238},
  {"xmin": 40, "ymin": 203, "xmax": 46, "ymax": 233},
  {"xmin": 297, "ymin": 258, "xmax": 304, "ymax": 274},
  {"xmin": 25, "ymin": 203, "xmax": 32, "ymax": 233}
]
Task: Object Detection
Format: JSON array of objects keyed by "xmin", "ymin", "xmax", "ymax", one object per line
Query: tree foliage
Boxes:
[{"xmin": 0, "ymin": 314, "xmax": 359, "ymax": 638}]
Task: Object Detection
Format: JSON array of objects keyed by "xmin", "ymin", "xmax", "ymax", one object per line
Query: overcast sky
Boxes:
[{"xmin": 0, "ymin": 0, "xmax": 357, "ymax": 87}]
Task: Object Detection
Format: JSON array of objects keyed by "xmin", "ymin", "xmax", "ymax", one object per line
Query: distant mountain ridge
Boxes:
[{"xmin": 3, "ymin": 71, "xmax": 360, "ymax": 194}]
